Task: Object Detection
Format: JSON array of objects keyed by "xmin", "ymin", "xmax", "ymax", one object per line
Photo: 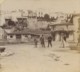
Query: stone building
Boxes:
[
  {"xmin": 49, "ymin": 22, "xmax": 74, "ymax": 41},
  {"xmin": 6, "ymin": 29, "xmax": 50, "ymax": 43}
]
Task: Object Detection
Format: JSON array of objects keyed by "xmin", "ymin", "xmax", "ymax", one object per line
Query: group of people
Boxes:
[
  {"xmin": 34, "ymin": 35, "xmax": 53, "ymax": 48},
  {"xmin": 34, "ymin": 33, "xmax": 68, "ymax": 48}
]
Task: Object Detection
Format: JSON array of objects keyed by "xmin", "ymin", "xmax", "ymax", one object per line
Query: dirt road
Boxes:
[{"xmin": 0, "ymin": 43, "xmax": 80, "ymax": 72}]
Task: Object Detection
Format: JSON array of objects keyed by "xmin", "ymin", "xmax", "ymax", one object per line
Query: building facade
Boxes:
[
  {"xmin": 50, "ymin": 22, "xmax": 74, "ymax": 42},
  {"xmin": 73, "ymin": 14, "xmax": 80, "ymax": 43}
]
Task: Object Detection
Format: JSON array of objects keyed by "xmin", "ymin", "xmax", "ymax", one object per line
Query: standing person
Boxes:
[
  {"xmin": 40, "ymin": 35, "xmax": 45, "ymax": 48},
  {"xmin": 48, "ymin": 35, "xmax": 53, "ymax": 47},
  {"xmin": 34, "ymin": 37, "xmax": 38, "ymax": 48},
  {"xmin": 61, "ymin": 33, "xmax": 66, "ymax": 48},
  {"xmin": 63, "ymin": 34, "xmax": 66, "ymax": 42},
  {"xmin": 77, "ymin": 35, "xmax": 80, "ymax": 46}
]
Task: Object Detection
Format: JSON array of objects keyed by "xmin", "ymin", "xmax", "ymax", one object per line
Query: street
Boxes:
[{"xmin": 0, "ymin": 42, "xmax": 80, "ymax": 72}]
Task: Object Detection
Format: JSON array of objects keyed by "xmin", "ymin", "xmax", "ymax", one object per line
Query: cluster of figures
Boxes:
[
  {"xmin": 34, "ymin": 35, "xmax": 53, "ymax": 48},
  {"xmin": 34, "ymin": 34, "xmax": 68, "ymax": 48}
]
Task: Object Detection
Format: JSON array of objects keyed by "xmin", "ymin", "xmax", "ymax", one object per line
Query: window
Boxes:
[
  {"xmin": 10, "ymin": 35, "xmax": 13, "ymax": 38},
  {"xmin": 16, "ymin": 34, "xmax": 21, "ymax": 39}
]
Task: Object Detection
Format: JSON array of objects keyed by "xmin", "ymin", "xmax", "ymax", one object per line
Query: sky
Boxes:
[{"xmin": 0, "ymin": 0, "xmax": 80, "ymax": 14}]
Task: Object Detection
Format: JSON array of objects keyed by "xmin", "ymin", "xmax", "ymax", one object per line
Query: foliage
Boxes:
[
  {"xmin": 44, "ymin": 14, "xmax": 50, "ymax": 21},
  {"xmin": 8, "ymin": 20, "xmax": 16, "ymax": 26}
]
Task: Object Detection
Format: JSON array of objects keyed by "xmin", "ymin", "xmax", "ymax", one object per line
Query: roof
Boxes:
[
  {"xmin": 50, "ymin": 22, "xmax": 73, "ymax": 26},
  {"xmin": 7, "ymin": 29, "xmax": 51, "ymax": 35},
  {"xmin": 72, "ymin": 13, "xmax": 80, "ymax": 17},
  {"xmin": 53, "ymin": 28, "xmax": 74, "ymax": 32},
  {"xmin": 17, "ymin": 17, "xmax": 27, "ymax": 20},
  {"xmin": 53, "ymin": 24, "xmax": 74, "ymax": 32},
  {"xmin": 1, "ymin": 25, "xmax": 12, "ymax": 29}
]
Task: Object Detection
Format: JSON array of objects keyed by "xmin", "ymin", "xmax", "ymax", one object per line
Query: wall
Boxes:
[
  {"xmin": 7, "ymin": 35, "xmax": 16, "ymax": 42},
  {"xmin": 0, "ymin": 27, "xmax": 5, "ymax": 40},
  {"xmin": 27, "ymin": 18, "xmax": 38, "ymax": 29},
  {"xmin": 55, "ymin": 32, "xmax": 60, "ymax": 41},
  {"xmin": 5, "ymin": 27, "xmax": 15, "ymax": 33},
  {"xmin": 67, "ymin": 33, "xmax": 74, "ymax": 41},
  {"xmin": 73, "ymin": 16, "xmax": 80, "ymax": 43},
  {"xmin": 21, "ymin": 35, "xmax": 29, "ymax": 42}
]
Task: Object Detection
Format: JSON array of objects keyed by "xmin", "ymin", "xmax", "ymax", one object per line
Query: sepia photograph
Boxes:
[{"xmin": 0, "ymin": 0, "xmax": 80, "ymax": 72}]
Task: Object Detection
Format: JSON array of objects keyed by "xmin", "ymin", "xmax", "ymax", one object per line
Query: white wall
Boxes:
[
  {"xmin": 73, "ymin": 16, "xmax": 80, "ymax": 42},
  {"xmin": 0, "ymin": 27, "xmax": 5, "ymax": 40},
  {"xmin": 67, "ymin": 33, "xmax": 74, "ymax": 41},
  {"xmin": 21, "ymin": 35, "xmax": 29, "ymax": 42},
  {"xmin": 55, "ymin": 33, "xmax": 60, "ymax": 41},
  {"xmin": 7, "ymin": 35, "xmax": 16, "ymax": 42}
]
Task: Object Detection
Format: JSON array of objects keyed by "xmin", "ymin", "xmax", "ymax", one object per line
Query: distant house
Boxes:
[{"xmin": 6, "ymin": 28, "xmax": 51, "ymax": 43}]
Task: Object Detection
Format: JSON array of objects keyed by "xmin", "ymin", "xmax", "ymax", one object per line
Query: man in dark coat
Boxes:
[
  {"xmin": 40, "ymin": 35, "xmax": 45, "ymax": 48},
  {"xmin": 48, "ymin": 35, "xmax": 52, "ymax": 47}
]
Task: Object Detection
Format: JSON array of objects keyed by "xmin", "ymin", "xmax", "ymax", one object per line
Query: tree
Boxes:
[
  {"xmin": 8, "ymin": 19, "xmax": 15, "ymax": 26},
  {"xmin": 44, "ymin": 14, "xmax": 50, "ymax": 21},
  {"xmin": 50, "ymin": 17, "xmax": 56, "ymax": 21}
]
